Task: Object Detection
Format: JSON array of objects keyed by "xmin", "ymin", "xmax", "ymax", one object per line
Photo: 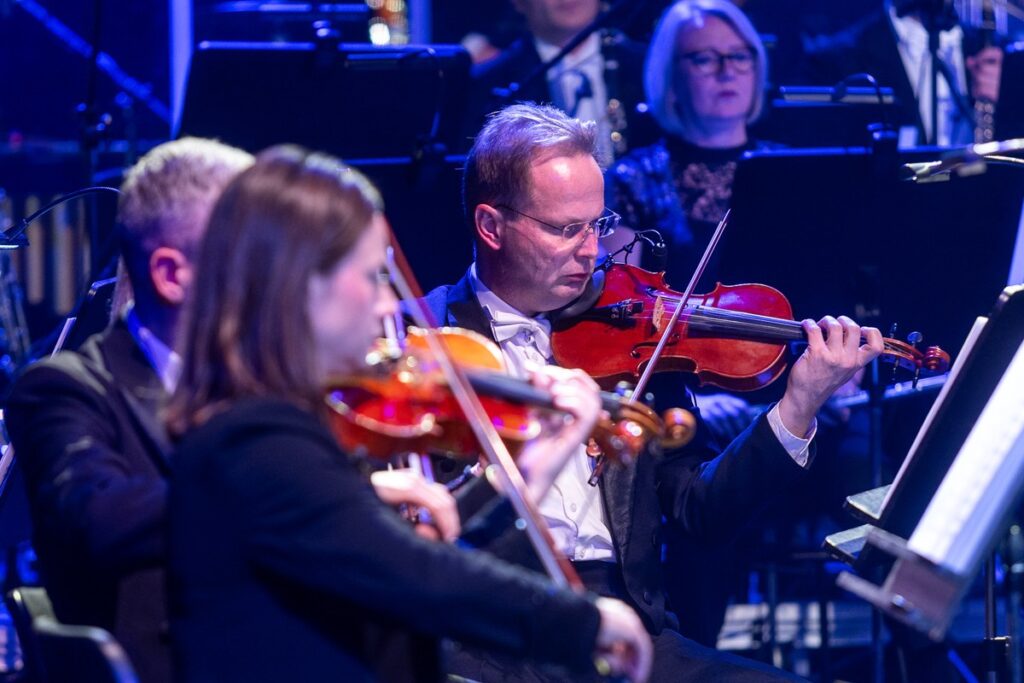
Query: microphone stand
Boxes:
[
  {"xmin": 79, "ymin": 0, "xmax": 112, "ymax": 279},
  {"xmin": 924, "ymin": 8, "xmax": 942, "ymax": 145}
]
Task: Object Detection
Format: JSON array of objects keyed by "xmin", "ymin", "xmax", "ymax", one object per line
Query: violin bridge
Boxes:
[{"xmin": 653, "ymin": 295, "xmax": 665, "ymax": 333}]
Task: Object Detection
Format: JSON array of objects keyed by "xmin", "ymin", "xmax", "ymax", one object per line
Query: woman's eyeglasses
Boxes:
[{"xmin": 679, "ymin": 48, "xmax": 756, "ymax": 76}]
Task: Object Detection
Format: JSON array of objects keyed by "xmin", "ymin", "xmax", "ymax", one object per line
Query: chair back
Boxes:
[
  {"xmin": 34, "ymin": 618, "xmax": 139, "ymax": 683},
  {"xmin": 5, "ymin": 587, "xmax": 139, "ymax": 683},
  {"xmin": 5, "ymin": 586, "xmax": 54, "ymax": 681}
]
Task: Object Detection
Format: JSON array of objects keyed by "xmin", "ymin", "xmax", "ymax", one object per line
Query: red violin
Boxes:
[{"xmin": 550, "ymin": 264, "xmax": 950, "ymax": 392}]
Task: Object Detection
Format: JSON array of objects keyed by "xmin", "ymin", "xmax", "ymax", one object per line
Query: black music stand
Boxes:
[
  {"xmin": 177, "ymin": 41, "xmax": 471, "ymax": 162},
  {"xmin": 718, "ymin": 146, "xmax": 1024, "ymax": 356},
  {"xmin": 753, "ymin": 85, "xmax": 898, "ymax": 148},
  {"xmin": 177, "ymin": 40, "xmax": 474, "ymax": 290},
  {"xmin": 835, "ymin": 286, "xmax": 1024, "ymax": 683},
  {"xmin": 720, "ymin": 144, "xmax": 1024, "ymax": 681}
]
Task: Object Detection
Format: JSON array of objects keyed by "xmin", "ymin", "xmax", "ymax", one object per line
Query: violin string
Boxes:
[
  {"xmin": 635, "ymin": 304, "xmax": 805, "ymax": 340},
  {"xmin": 631, "ymin": 209, "xmax": 731, "ymax": 399},
  {"xmin": 625, "ymin": 305, "xmax": 909, "ymax": 358},
  {"xmin": 625, "ymin": 313, "xmax": 800, "ymax": 340},
  {"xmin": 656, "ymin": 298, "xmax": 804, "ymax": 332}
]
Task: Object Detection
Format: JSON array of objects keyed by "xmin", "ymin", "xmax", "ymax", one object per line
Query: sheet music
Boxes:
[
  {"xmin": 880, "ymin": 316, "xmax": 989, "ymax": 512},
  {"xmin": 907, "ymin": 337, "xmax": 1024, "ymax": 574}
]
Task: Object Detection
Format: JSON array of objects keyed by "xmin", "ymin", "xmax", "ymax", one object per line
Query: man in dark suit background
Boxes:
[
  {"xmin": 463, "ymin": 0, "xmax": 654, "ymax": 160},
  {"xmin": 421, "ymin": 102, "xmax": 884, "ymax": 681},
  {"xmin": 804, "ymin": 0, "xmax": 1004, "ymax": 147},
  {"xmin": 4, "ymin": 138, "xmax": 254, "ymax": 683}
]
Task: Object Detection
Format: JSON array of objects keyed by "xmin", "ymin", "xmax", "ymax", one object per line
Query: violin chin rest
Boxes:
[{"xmin": 549, "ymin": 268, "xmax": 606, "ymax": 322}]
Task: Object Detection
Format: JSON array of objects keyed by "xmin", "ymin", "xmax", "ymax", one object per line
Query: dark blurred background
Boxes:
[{"xmin": 1, "ymin": 1, "xmax": 1023, "ymax": 680}]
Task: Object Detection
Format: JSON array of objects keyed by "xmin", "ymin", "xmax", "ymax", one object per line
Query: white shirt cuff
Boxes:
[{"xmin": 766, "ymin": 403, "xmax": 815, "ymax": 469}]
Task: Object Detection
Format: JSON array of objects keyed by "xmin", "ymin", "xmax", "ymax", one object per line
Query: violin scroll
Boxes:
[
  {"xmin": 551, "ymin": 263, "xmax": 952, "ymax": 392},
  {"xmin": 879, "ymin": 335, "xmax": 951, "ymax": 375}
]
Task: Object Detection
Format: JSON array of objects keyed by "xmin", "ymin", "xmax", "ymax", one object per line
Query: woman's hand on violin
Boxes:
[
  {"xmin": 779, "ymin": 316, "xmax": 883, "ymax": 437},
  {"xmin": 515, "ymin": 365, "xmax": 603, "ymax": 503},
  {"xmin": 369, "ymin": 470, "xmax": 461, "ymax": 543},
  {"xmin": 594, "ymin": 597, "xmax": 653, "ymax": 683}
]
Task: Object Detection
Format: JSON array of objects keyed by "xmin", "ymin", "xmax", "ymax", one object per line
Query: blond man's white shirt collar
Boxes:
[{"xmin": 125, "ymin": 305, "xmax": 181, "ymax": 393}]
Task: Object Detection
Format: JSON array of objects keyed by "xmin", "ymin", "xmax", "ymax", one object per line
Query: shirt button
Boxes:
[
  {"xmin": 569, "ymin": 503, "xmax": 578, "ymax": 513},
  {"xmin": 642, "ymin": 591, "xmax": 653, "ymax": 605}
]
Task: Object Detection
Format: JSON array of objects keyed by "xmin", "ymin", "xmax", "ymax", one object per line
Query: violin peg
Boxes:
[
  {"xmin": 888, "ymin": 323, "xmax": 898, "ymax": 338},
  {"xmin": 614, "ymin": 381, "xmax": 634, "ymax": 399},
  {"xmin": 907, "ymin": 331, "xmax": 923, "ymax": 346},
  {"xmin": 923, "ymin": 345, "xmax": 952, "ymax": 373},
  {"xmin": 661, "ymin": 408, "xmax": 697, "ymax": 449}
]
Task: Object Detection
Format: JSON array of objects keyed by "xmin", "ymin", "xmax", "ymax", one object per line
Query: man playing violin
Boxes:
[{"xmin": 419, "ymin": 102, "xmax": 884, "ymax": 681}]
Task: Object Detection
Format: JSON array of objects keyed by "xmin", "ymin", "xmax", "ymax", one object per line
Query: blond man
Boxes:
[{"xmin": 5, "ymin": 138, "xmax": 252, "ymax": 683}]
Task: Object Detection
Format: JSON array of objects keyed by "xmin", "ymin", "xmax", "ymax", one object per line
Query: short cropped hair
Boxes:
[
  {"xmin": 645, "ymin": 0, "xmax": 768, "ymax": 139},
  {"xmin": 117, "ymin": 137, "xmax": 253, "ymax": 293},
  {"xmin": 167, "ymin": 145, "xmax": 384, "ymax": 433},
  {"xmin": 463, "ymin": 103, "xmax": 599, "ymax": 230}
]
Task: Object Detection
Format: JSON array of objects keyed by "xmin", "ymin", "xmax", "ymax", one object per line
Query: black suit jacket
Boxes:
[
  {"xmin": 169, "ymin": 397, "xmax": 601, "ymax": 683},
  {"xmin": 805, "ymin": 8, "xmax": 974, "ymax": 144},
  {"xmin": 462, "ymin": 31, "xmax": 655, "ymax": 156},
  {"xmin": 5, "ymin": 320, "xmax": 172, "ymax": 683},
  {"xmin": 418, "ymin": 271, "xmax": 812, "ymax": 634}
]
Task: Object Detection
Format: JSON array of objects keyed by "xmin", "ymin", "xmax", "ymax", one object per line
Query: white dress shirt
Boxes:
[
  {"xmin": 469, "ymin": 264, "xmax": 814, "ymax": 562},
  {"xmin": 125, "ymin": 305, "xmax": 182, "ymax": 393},
  {"xmin": 888, "ymin": 4, "xmax": 971, "ymax": 147}
]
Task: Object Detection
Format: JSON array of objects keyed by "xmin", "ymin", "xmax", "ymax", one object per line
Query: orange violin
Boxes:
[{"xmin": 325, "ymin": 326, "xmax": 696, "ymax": 464}]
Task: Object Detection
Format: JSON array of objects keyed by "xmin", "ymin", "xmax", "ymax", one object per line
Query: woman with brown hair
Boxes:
[{"xmin": 164, "ymin": 145, "xmax": 652, "ymax": 682}]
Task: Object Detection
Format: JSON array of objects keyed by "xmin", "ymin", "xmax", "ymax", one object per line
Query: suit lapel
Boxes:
[
  {"xmin": 99, "ymin": 323, "xmax": 173, "ymax": 472},
  {"xmin": 600, "ymin": 455, "xmax": 637, "ymax": 554},
  {"xmin": 444, "ymin": 271, "xmax": 493, "ymax": 338}
]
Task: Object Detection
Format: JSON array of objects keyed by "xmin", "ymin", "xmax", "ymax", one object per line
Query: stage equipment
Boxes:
[
  {"xmin": 178, "ymin": 41, "xmax": 470, "ymax": 162},
  {"xmin": 899, "ymin": 137, "xmax": 1024, "ymax": 182},
  {"xmin": 197, "ymin": 2, "xmax": 370, "ymax": 44},
  {"xmin": 834, "ymin": 286, "xmax": 1024, "ymax": 683},
  {"xmin": 757, "ymin": 83, "xmax": 899, "ymax": 148}
]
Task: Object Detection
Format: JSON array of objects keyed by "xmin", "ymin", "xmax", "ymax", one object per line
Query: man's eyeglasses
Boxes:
[
  {"xmin": 497, "ymin": 205, "xmax": 620, "ymax": 240},
  {"xmin": 679, "ymin": 48, "xmax": 756, "ymax": 76}
]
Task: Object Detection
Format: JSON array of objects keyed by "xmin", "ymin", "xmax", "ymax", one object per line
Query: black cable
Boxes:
[
  {"xmin": 86, "ymin": 0, "xmax": 102, "ymax": 112},
  {"xmin": 603, "ymin": 228, "xmax": 665, "ymax": 267},
  {"xmin": 1, "ymin": 186, "xmax": 120, "ymax": 244},
  {"xmin": 835, "ymin": 72, "xmax": 894, "ymax": 135}
]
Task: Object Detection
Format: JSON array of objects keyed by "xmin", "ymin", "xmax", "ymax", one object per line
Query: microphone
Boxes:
[
  {"xmin": 899, "ymin": 138, "xmax": 1024, "ymax": 183},
  {"xmin": 649, "ymin": 236, "xmax": 668, "ymax": 273},
  {"xmin": 898, "ymin": 159, "xmax": 955, "ymax": 183}
]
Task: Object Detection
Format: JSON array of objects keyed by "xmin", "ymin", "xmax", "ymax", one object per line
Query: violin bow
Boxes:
[
  {"xmin": 630, "ymin": 209, "xmax": 731, "ymax": 400},
  {"xmin": 384, "ymin": 228, "xmax": 585, "ymax": 592}
]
